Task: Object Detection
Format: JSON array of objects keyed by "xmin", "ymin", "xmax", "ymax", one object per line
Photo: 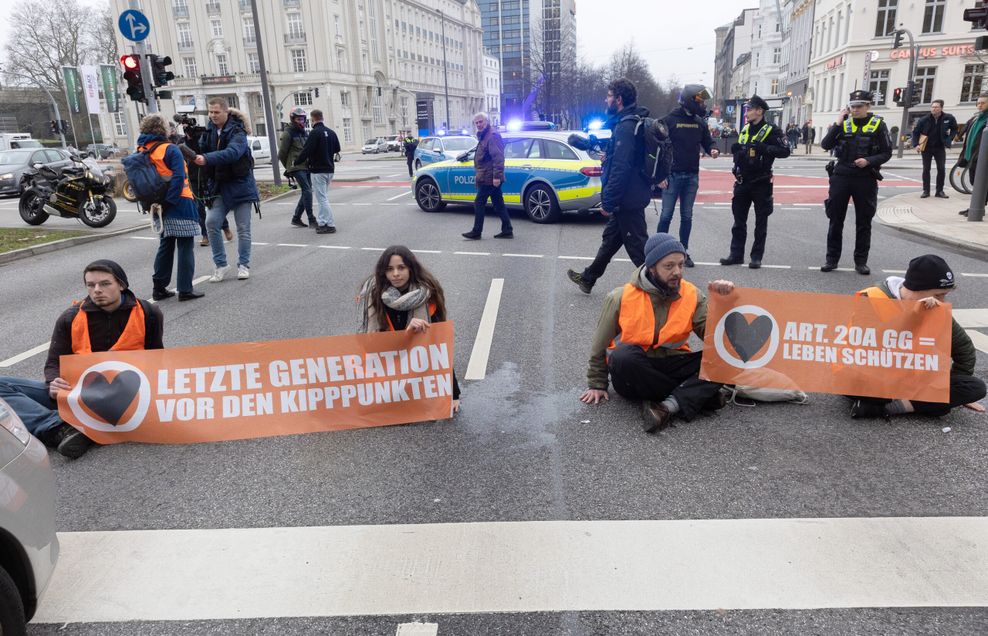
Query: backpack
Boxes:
[
  {"xmin": 121, "ymin": 142, "xmax": 170, "ymax": 208},
  {"xmin": 620, "ymin": 114, "xmax": 673, "ymax": 194}
]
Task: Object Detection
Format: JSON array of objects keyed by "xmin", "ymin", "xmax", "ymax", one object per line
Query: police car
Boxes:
[{"xmin": 412, "ymin": 131, "xmax": 602, "ymax": 223}]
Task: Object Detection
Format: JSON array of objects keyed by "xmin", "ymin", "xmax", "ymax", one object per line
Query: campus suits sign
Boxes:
[{"xmin": 57, "ymin": 324, "xmax": 455, "ymax": 444}]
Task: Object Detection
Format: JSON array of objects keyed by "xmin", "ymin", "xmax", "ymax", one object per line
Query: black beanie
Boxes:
[
  {"xmin": 903, "ymin": 255, "xmax": 954, "ymax": 291},
  {"xmin": 84, "ymin": 259, "xmax": 129, "ymax": 289}
]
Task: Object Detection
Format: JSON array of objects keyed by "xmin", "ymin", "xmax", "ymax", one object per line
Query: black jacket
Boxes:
[
  {"xmin": 600, "ymin": 104, "xmax": 652, "ymax": 213},
  {"xmin": 403, "ymin": 137, "xmax": 418, "ymax": 159},
  {"xmin": 910, "ymin": 112, "xmax": 958, "ymax": 150},
  {"xmin": 45, "ymin": 291, "xmax": 164, "ymax": 383},
  {"xmin": 730, "ymin": 120, "xmax": 790, "ymax": 179},
  {"xmin": 820, "ymin": 116, "xmax": 893, "ymax": 178},
  {"xmin": 295, "ymin": 122, "xmax": 341, "ymax": 174},
  {"xmin": 662, "ymin": 105, "xmax": 715, "ymax": 173}
]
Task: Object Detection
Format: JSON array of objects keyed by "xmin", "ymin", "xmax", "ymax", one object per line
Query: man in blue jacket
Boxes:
[
  {"xmin": 910, "ymin": 99, "xmax": 958, "ymax": 199},
  {"xmin": 194, "ymin": 97, "xmax": 260, "ymax": 282},
  {"xmin": 567, "ymin": 77, "xmax": 651, "ymax": 294}
]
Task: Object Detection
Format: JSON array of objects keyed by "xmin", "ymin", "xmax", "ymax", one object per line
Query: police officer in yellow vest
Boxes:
[
  {"xmin": 720, "ymin": 95, "xmax": 790, "ymax": 269},
  {"xmin": 820, "ymin": 90, "xmax": 892, "ymax": 275},
  {"xmin": 580, "ymin": 233, "xmax": 735, "ymax": 433}
]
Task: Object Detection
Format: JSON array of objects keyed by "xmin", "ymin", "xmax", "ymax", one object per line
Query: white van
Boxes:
[
  {"xmin": 0, "ymin": 133, "xmax": 42, "ymax": 151},
  {"xmin": 246, "ymin": 136, "xmax": 271, "ymax": 165}
]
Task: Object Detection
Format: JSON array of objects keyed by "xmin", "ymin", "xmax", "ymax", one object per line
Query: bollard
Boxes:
[{"xmin": 967, "ymin": 125, "xmax": 988, "ymax": 222}]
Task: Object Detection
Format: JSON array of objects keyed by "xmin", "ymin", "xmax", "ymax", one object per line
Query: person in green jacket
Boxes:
[
  {"xmin": 958, "ymin": 93, "xmax": 988, "ymax": 216},
  {"xmin": 278, "ymin": 107, "xmax": 315, "ymax": 227},
  {"xmin": 851, "ymin": 254, "xmax": 986, "ymax": 419}
]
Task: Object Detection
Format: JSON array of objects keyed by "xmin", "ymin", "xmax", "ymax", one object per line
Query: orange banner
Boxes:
[
  {"xmin": 700, "ymin": 289, "xmax": 952, "ymax": 402},
  {"xmin": 57, "ymin": 323, "xmax": 455, "ymax": 444}
]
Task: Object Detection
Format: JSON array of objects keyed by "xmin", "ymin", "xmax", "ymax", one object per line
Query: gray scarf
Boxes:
[{"xmin": 357, "ymin": 278, "xmax": 430, "ymax": 332}]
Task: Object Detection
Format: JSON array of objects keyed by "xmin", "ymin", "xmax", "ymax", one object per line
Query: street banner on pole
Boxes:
[
  {"xmin": 80, "ymin": 65, "xmax": 102, "ymax": 115},
  {"xmin": 57, "ymin": 323, "xmax": 456, "ymax": 445},
  {"xmin": 61, "ymin": 66, "xmax": 82, "ymax": 114},
  {"xmin": 700, "ymin": 288, "xmax": 952, "ymax": 402},
  {"xmin": 99, "ymin": 64, "xmax": 120, "ymax": 113}
]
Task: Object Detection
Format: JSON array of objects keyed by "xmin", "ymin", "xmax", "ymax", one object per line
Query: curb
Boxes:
[
  {"xmin": 0, "ymin": 189, "xmax": 301, "ymax": 267},
  {"xmin": 876, "ymin": 192, "xmax": 988, "ymax": 257}
]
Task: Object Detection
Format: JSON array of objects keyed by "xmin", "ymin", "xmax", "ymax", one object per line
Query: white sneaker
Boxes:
[
  {"xmin": 209, "ymin": 265, "xmax": 229, "ymax": 283},
  {"xmin": 237, "ymin": 265, "xmax": 250, "ymax": 280}
]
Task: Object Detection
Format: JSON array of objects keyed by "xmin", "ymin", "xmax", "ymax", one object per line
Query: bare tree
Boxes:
[
  {"xmin": 89, "ymin": 5, "xmax": 121, "ymax": 66},
  {"xmin": 1, "ymin": 0, "xmax": 93, "ymax": 90}
]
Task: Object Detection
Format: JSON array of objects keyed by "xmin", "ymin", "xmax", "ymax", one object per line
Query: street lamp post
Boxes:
[
  {"xmin": 249, "ymin": 0, "xmax": 281, "ymax": 185},
  {"xmin": 894, "ymin": 28, "xmax": 918, "ymax": 159}
]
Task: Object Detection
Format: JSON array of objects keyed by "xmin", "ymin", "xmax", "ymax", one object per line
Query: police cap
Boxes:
[
  {"xmin": 848, "ymin": 90, "xmax": 874, "ymax": 106},
  {"xmin": 745, "ymin": 95, "xmax": 770, "ymax": 111}
]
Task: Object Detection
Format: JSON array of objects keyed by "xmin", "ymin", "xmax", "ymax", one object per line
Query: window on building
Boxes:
[
  {"xmin": 922, "ymin": 0, "xmax": 946, "ymax": 34},
  {"xmin": 373, "ymin": 90, "xmax": 383, "ymax": 124},
  {"xmin": 961, "ymin": 64, "xmax": 985, "ymax": 102},
  {"xmin": 868, "ymin": 69, "xmax": 889, "ymax": 106},
  {"xmin": 287, "ymin": 13, "xmax": 304, "ymax": 38},
  {"xmin": 291, "ymin": 49, "xmax": 307, "ymax": 73},
  {"xmin": 216, "ymin": 54, "xmax": 229, "ymax": 75},
  {"xmin": 177, "ymin": 23, "xmax": 192, "ymax": 47},
  {"xmin": 113, "ymin": 111, "xmax": 127, "ymax": 137},
  {"xmin": 770, "ymin": 79, "xmax": 779, "ymax": 94},
  {"xmin": 243, "ymin": 18, "xmax": 255, "ymax": 42},
  {"xmin": 341, "ymin": 90, "xmax": 351, "ymax": 107},
  {"xmin": 342, "ymin": 118, "xmax": 353, "ymax": 144},
  {"xmin": 773, "ymin": 48, "xmax": 781, "ymax": 64},
  {"xmin": 295, "ymin": 91, "xmax": 313, "ymax": 106},
  {"xmin": 247, "ymin": 52, "xmax": 260, "ymax": 73},
  {"xmin": 875, "ymin": 0, "xmax": 897, "ymax": 37},
  {"xmin": 915, "ymin": 66, "xmax": 936, "ymax": 103},
  {"xmin": 182, "ymin": 56, "xmax": 197, "ymax": 78},
  {"xmin": 210, "ymin": 18, "xmax": 222, "ymax": 38}
]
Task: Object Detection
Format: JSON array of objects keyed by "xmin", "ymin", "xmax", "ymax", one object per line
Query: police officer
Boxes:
[
  {"xmin": 819, "ymin": 90, "xmax": 892, "ymax": 275},
  {"xmin": 720, "ymin": 95, "xmax": 790, "ymax": 269}
]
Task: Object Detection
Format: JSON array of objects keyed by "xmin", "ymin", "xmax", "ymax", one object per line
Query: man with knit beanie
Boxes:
[
  {"xmin": 580, "ymin": 233, "xmax": 735, "ymax": 432},
  {"xmin": 851, "ymin": 254, "xmax": 986, "ymax": 419},
  {"xmin": 0, "ymin": 260, "xmax": 164, "ymax": 458}
]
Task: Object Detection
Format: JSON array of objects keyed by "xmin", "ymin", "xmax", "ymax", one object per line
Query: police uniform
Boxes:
[
  {"xmin": 721, "ymin": 95, "xmax": 790, "ymax": 269},
  {"xmin": 819, "ymin": 90, "xmax": 893, "ymax": 274}
]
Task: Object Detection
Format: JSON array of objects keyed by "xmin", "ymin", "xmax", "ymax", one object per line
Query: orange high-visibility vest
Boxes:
[
  {"xmin": 855, "ymin": 285, "xmax": 902, "ymax": 321},
  {"xmin": 139, "ymin": 141, "xmax": 194, "ymax": 200},
  {"xmin": 70, "ymin": 301, "xmax": 147, "ymax": 354},
  {"xmin": 610, "ymin": 281, "xmax": 699, "ymax": 353},
  {"xmin": 855, "ymin": 286, "xmax": 886, "ymax": 298},
  {"xmin": 384, "ymin": 303, "xmax": 438, "ymax": 331}
]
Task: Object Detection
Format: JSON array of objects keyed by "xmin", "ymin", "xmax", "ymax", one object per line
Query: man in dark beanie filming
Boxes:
[
  {"xmin": 851, "ymin": 254, "xmax": 986, "ymax": 419},
  {"xmin": 580, "ymin": 233, "xmax": 735, "ymax": 433},
  {"xmin": 0, "ymin": 260, "xmax": 164, "ymax": 458}
]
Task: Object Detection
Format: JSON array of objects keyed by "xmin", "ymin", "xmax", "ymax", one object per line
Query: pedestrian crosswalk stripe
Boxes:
[
  {"xmin": 396, "ymin": 622, "xmax": 439, "ymax": 636},
  {"xmin": 954, "ymin": 309, "xmax": 988, "ymax": 329},
  {"xmin": 33, "ymin": 517, "xmax": 988, "ymax": 623},
  {"xmin": 966, "ymin": 329, "xmax": 988, "ymax": 354}
]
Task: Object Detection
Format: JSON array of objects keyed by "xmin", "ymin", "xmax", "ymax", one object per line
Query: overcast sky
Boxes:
[{"xmin": 1, "ymin": 0, "xmax": 754, "ymax": 91}]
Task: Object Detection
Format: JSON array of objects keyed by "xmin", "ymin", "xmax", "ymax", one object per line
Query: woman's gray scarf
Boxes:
[{"xmin": 357, "ymin": 278, "xmax": 430, "ymax": 332}]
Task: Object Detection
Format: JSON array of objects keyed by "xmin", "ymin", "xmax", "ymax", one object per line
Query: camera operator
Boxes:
[{"xmin": 175, "ymin": 113, "xmax": 230, "ymax": 247}]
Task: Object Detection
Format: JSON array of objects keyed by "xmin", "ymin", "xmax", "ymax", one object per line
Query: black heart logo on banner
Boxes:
[
  {"xmin": 724, "ymin": 313, "xmax": 774, "ymax": 362},
  {"xmin": 79, "ymin": 370, "xmax": 141, "ymax": 425}
]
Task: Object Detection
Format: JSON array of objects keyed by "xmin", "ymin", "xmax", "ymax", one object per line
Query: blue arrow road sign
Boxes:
[{"xmin": 118, "ymin": 9, "xmax": 150, "ymax": 42}]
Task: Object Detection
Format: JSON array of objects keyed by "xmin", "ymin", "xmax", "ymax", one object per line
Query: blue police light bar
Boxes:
[
  {"xmin": 587, "ymin": 119, "xmax": 604, "ymax": 131},
  {"xmin": 506, "ymin": 118, "xmax": 523, "ymax": 132}
]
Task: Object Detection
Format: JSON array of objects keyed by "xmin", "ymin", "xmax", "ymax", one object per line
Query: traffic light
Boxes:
[
  {"xmin": 49, "ymin": 120, "xmax": 58, "ymax": 135},
  {"xmin": 964, "ymin": 4, "xmax": 988, "ymax": 49},
  {"xmin": 121, "ymin": 54, "xmax": 145, "ymax": 102},
  {"xmin": 893, "ymin": 87, "xmax": 904, "ymax": 106},
  {"xmin": 149, "ymin": 54, "xmax": 174, "ymax": 87},
  {"xmin": 59, "ymin": 120, "xmax": 68, "ymax": 134},
  {"xmin": 892, "ymin": 29, "xmax": 905, "ymax": 49}
]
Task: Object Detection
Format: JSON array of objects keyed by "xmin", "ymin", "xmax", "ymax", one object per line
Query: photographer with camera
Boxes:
[
  {"xmin": 194, "ymin": 97, "xmax": 260, "ymax": 281},
  {"xmin": 176, "ymin": 112, "xmax": 230, "ymax": 247}
]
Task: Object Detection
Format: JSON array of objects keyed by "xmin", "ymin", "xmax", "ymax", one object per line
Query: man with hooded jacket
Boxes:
[
  {"xmin": 194, "ymin": 97, "xmax": 260, "ymax": 282},
  {"xmin": 567, "ymin": 77, "xmax": 651, "ymax": 294}
]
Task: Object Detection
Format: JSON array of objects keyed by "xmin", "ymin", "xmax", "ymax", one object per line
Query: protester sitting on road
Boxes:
[
  {"xmin": 0, "ymin": 260, "xmax": 164, "ymax": 459},
  {"xmin": 194, "ymin": 97, "xmax": 259, "ymax": 282},
  {"xmin": 850, "ymin": 255, "xmax": 986, "ymax": 419},
  {"xmin": 138, "ymin": 114, "xmax": 204, "ymax": 302},
  {"xmin": 579, "ymin": 233, "xmax": 734, "ymax": 433},
  {"xmin": 356, "ymin": 245, "xmax": 461, "ymax": 413}
]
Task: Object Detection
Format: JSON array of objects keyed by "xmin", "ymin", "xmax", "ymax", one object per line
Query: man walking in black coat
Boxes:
[
  {"xmin": 295, "ymin": 109, "xmax": 341, "ymax": 234},
  {"xmin": 911, "ymin": 99, "xmax": 958, "ymax": 199}
]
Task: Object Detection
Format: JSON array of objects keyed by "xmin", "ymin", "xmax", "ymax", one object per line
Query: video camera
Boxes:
[
  {"xmin": 173, "ymin": 113, "xmax": 206, "ymax": 140},
  {"xmin": 567, "ymin": 133, "xmax": 608, "ymax": 155}
]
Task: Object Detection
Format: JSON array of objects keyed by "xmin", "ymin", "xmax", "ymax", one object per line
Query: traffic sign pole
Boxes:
[{"xmin": 123, "ymin": 2, "xmax": 157, "ymax": 114}]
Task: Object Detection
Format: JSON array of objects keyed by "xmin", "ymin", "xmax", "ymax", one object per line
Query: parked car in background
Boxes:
[
  {"xmin": 386, "ymin": 135, "xmax": 403, "ymax": 152},
  {"xmin": 361, "ymin": 137, "xmax": 389, "ymax": 154},
  {"xmin": 0, "ymin": 398, "xmax": 60, "ymax": 634},
  {"xmin": 0, "ymin": 133, "xmax": 42, "ymax": 151},
  {"xmin": 412, "ymin": 135, "xmax": 477, "ymax": 170},
  {"xmin": 0, "ymin": 147, "xmax": 74, "ymax": 196},
  {"xmin": 84, "ymin": 143, "xmax": 120, "ymax": 159},
  {"xmin": 246, "ymin": 136, "xmax": 271, "ymax": 165}
]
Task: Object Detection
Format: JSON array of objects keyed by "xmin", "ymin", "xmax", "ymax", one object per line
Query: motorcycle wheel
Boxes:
[
  {"xmin": 78, "ymin": 195, "xmax": 117, "ymax": 228},
  {"xmin": 18, "ymin": 189, "xmax": 49, "ymax": 226},
  {"xmin": 121, "ymin": 179, "xmax": 137, "ymax": 202}
]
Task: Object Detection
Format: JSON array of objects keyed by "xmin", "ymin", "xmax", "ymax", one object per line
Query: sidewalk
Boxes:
[
  {"xmin": 796, "ymin": 147, "xmax": 961, "ymax": 170},
  {"xmin": 877, "ymin": 189, "xmax": 988, "ymax": 256}
]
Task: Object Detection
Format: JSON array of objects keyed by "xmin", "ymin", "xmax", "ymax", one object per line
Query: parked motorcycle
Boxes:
[{"xmin": 18, "ymin": 154, "xmax": 117, "ymax": 228}]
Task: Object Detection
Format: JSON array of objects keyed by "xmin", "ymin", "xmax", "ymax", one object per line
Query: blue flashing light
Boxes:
[
  {"xmin": 587, "ymin": 119, "xmax": 604, "ymax": 131},
  {"xmin": 506, "ymin": 118, "xmax": 523, "ymax": 132},
  {"xmin": 436, "ymin": 129, "xmax": 447, "ymax": 136}
]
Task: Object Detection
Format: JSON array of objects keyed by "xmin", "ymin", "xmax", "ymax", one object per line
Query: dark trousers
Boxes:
[
  {"xmin": 152, "ymin": 236, "xmax": 196, "ymax": 293},
  {"xmin": 825, "ymin": 175, "xmax": 878, "ymax": 265},
  {"xmin": 406, "ymin": 156, "xmax": 414, "ymax": 177},
  {"xmin": 608, "ymin": 346, "xmax": 723, "ymax": 421},
  {"xmin": 291, "ymin": 170, "xmax": 315, "ymax": 223},
  {"xmin": 472, "ymin": 184, "xmax": 512, "ymax": 234},
  {"xmin": 856, "ymin": 373, "xmax": 986, "ymax": 417},
  {"xmin": 729, "ymin": 178, "xmax": 773, "ymax": 260},
  {"xmin": 582, "ymin": 209, "xmax": 647, "ymax": 285},
  {"xmin": 921, "ymin": 146, "xmax": 946, "ymax": 193}
]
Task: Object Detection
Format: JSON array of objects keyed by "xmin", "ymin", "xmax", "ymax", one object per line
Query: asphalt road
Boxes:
[{"xmin": 2, "ymin": 153, "xmax": 986, "ymax": 635}]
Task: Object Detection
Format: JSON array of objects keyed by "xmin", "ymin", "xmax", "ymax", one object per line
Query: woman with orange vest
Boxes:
[
  {"xmin": 357, "ymin": 246, "xmax": 461, "ymax": 413},
  {"xmin": 139, "ymin": 115, "xmax": 204, "ymax": 302},
  {"xmin": 580, "ymin": 233, "xmax": 735, "ymax": 432}
]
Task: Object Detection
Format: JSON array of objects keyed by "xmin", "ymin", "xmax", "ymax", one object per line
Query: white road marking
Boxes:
[
  {"xmin": 318, "ymin": 245, "xmax": 351, "ymax": 250},
  {"xmin": 251, "ymin": 242, "xmax": 269, "ymax": 246},
  {"xmin": 387, "ymin": 190, "xmax": 414, "ymax": 201},
  {"xmin": 694, "ymin": 261, "xmax": 720, "ymax": 266},
  {"xmin": 557, "ymin": 255, "xmax": 594, "ymax": 260},
  {"xmin": 276, "ymin": 243, "xmax": 308, "ymax": 247},
  {"xmin": 955, "ymin": 309, "xmax": 988, "ymax": 329},
  {"xmin": 128, "ymin": 236, "xmax": 157, "ymax": 241},
  {"xmin": 465, "ymin": 278, "xmax": 504, "ymax": 381},
  {"xmin": 353, "ymin": 203, "xmax": 373, "ymax": 206},
  {"xmin": 33, "ymin": 517, "xmax": 988, "ymax": 622},
  {"xmin": 760, "ymin": 264, "xmax": 792, "ymax": 269},
  {"xmin": 0, "ymin": 342, "xmax": 50, "ymax": 368},
  {"xmin": 961, "ymin": 273, "xmax": 988, "ymax": 278},
  {"xmin": 808, "ymin": 267, "xmax": 856, "ymax": 272},
  {"xmin": 882, "ymin": 269, "xmax": 907, "ymax": 274},
  {"xmin": 396, "ymin": 623, "xmax": 439, "ymax": 636},
  {"xmin": 793, "ymin": 203, "xmax": 817, "ymax": 207},
  {"xmin": 503, "ymin": 253, "xmax": 543, "ymax": 258},
  {"xmin": 884, "ymin": 171, "xmax": 922, "ymax": 183},
  {"xmin": 454, "ymin": 251, "xmax": 490, "ymax": 256},
  {"xmin": 710, "ymin": 202, "xmax": 730, "ymax": 206},
  {"xmin": 361, "ymin": 247, "xmax": 385, "ymax": 251},
  {"xmin": 614, "ymin": 258, "xmax": 632, "ymax": 262},
  {"xmin": 412, "ymin": 249, "xmax": 443, "ymax": 254},
  {"xmin": 967, "ymin": 330, "xmax": 988, "ymax": 354}
]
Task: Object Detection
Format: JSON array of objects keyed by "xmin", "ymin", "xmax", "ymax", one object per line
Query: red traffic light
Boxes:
[{"xmin": 121, "ymin": 55, "xmax": 139, "ymax": 70}]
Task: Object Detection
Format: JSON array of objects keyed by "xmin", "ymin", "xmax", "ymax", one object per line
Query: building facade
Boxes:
[
  {"xmin": 807, "ymin": 0, "xmax": 984, "ymax": 143},
  {"xmin": 482, "ymin": 52, "xmax": 501, "ymax": 124},
  {"xmin": 110, "ymin": 0, "xmax": 488, "ymax": 150},
  {"xmin": 780, "ymin": 0, "xmax": 815, "ymax": 127},
  {"xmin": 748, "ymin": 0, "xmax": 784, "ymax": 116},
  {"xmin": 713, "ymin": 8, "xmax": 756, "ymax": 127},
  {"xmin": 478, "ymin": 0, "xmax": 538, "ymax": 120}
]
